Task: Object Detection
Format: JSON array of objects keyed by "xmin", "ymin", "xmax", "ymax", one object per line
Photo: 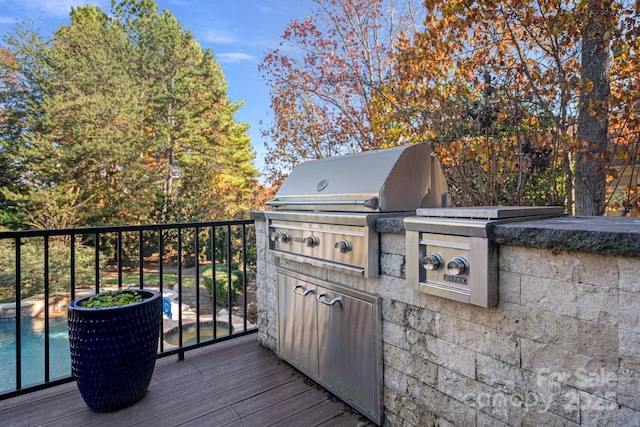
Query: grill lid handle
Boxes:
[{"xmin": 266, "ymin": 197, "xmax": 379, "ymax": 210}]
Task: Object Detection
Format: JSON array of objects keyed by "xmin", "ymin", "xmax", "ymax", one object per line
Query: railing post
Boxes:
[
  {"xmin": 117, "ymin": 231, "xmax": 123, "ymax": 289},
  {"xmin": 15, "ymin": 238, "xmax": 22, "ymax": 391},
  {"xmin": 211, "ymin": 226, "xmax": 217, "ymax": 339},
  {"xmin": 177, "ymin": 228, "xmax": 184, "ymax": 362},
  {"xmin": 242, "ymin": 224, "xmax": 248, "ymax": 331},
  {"xmin": 94, "ymin": 233, "xmax": 100, "ymax": 294},
  {"xmin": 139, "ymin": 230, "xmax": 144, "ymax": 290},
  {"xmin": 226, "ymin": 225, "xmax": 232, "ymax": 332},
  {"xmin": 195, "ymin": 226, "xmax": 201, "ymax": 342},
  {"xmin": 70, "ymin": 233, "xmax": 76, "ymax": 301},
  {"xmin": 159, "ymin": 229, "xmax": 165, "ymax": 354},
  {"xmin": 43, "ymin": 236, "xmax": 50, "ymax": 383}
]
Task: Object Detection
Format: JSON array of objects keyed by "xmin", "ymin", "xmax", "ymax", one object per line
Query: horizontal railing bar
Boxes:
[
  {"xmin": 157, "ymin": 328, "xmax": 258, "ymax": 360},
  {"xmin": 0, "ymin": 219, "xmax": 253, "ymax": 239},
  {"xmin": 0, "ymin": 377, "xmax": 76, "ymax": 401}
]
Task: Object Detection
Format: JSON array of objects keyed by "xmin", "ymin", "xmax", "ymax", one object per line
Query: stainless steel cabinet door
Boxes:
[
  {"xmin": 316, "ymin": 286, "xmax": 380, "ymax": 422},
  {"xmin": 277, "ymin": 273, "xmax": 318, "ymax": 377}
]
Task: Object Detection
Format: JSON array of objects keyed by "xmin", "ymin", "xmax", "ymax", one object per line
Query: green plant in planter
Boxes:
[{"xmin": 79, "ymin": 290, "xmax": 143, "ymax": 308}]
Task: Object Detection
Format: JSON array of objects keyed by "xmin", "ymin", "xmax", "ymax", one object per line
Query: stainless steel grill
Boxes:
[
  {"xmin": 265, "ymin": 142, "xmax": 447, "ymax": 278},
  {"xmin": 265, "ymin": 143, "xmax": 447, "ymax": 425}
]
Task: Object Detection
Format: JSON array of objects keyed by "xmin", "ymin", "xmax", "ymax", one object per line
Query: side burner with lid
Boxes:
[{"xmin": 405, "ymin": 206, "xmax": 564, "ymax": 307}]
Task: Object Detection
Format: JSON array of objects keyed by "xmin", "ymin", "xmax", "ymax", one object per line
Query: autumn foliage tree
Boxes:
[
  {"xmin": 607, "ymin": 1, "xmax": 640, "ymax": 215},
  {"xmin": 383, "ymin": 0, "xmax": 588, "ymax": 207},
  {"xmin": 259, "ymin": 0, "xmax": 422, "ymax": 186},
  {"xmin": 262, "ymin": 0, "xmax": 640, "ymax": 215},
  {"xmin": 389, "ymin": 0, "xmax": 638, "ymax": 214}
]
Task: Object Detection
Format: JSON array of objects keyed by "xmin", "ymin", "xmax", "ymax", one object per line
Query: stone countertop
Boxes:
[
  {"xmin": 491, "ymin": 216, "xmax": 640, "ymax": 257},
  {"xmin": 252, "ymin": 211, "xmax": 640, "ymax": 257},
  {"xmin": 250, "ymin": 211, "xmax": 266, "ymax": 221},
  {"xmin": 379, "ymin": 213, "xmax": 640, "ymax": 257}
]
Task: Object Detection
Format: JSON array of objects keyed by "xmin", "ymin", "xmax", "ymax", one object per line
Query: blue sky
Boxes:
[{"xmin": 0, "ymin": 0, "xmax": 317, "ymax": 181}]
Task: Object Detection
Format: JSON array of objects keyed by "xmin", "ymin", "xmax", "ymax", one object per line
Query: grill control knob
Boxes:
[
  {"xmin": 269, "ymin": 231, "xmax": 290, "ymax": 244},
  {"xmin": 422, "ymin": 253, "xmax": 444, "ymax": 271},
  {"xmin": 303, "ymin": 235, "xmax": 319, "ymax": 247},
  {"xmin": 447, "ymin": 256, "xmax": 469, "ymax": 276},
  {"xmin": 334, "ymin": 240, "xmax": 352, "ymax": 253}
]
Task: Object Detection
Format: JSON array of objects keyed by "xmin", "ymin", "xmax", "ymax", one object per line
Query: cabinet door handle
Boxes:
[
  {"xmin": 317, "ymin": 293, "xmax": 343, "ymax": 307},
  {"xmin": 293, "ymin": 284, "xmax": 315, "ymax": 296}
]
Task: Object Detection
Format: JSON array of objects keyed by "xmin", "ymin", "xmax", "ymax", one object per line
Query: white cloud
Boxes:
[
  {"xmin": 216, "ymin": 52, "xmax": 257, "ymax": 64},
  {"xmin": 22, "ymin": 0, "xmax": 109, "ymax": 18},
  {"xmin": 201, "ymin": 27, "xmax": 271, "ymax": 49},
  {"xmin": 203, "ymin": 29, "xmax": 237, "ymax": 44},
  {"xmin": 0, "ymin": 16, "xmax": 17, "ymax": 24}
]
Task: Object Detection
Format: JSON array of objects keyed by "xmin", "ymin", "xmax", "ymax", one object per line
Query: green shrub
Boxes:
[
  {"xmin": 201, "ymin": 266, "xmax": 243, "ymax": 308},
  {"xmin": 0, "ymin": 238, "xmax": 102, "ymax": 301}
]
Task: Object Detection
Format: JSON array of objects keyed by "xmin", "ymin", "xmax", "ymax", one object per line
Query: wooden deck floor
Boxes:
[{"xmin": 0, "ymin": 334, "xmax": 373, "ymax": 426}]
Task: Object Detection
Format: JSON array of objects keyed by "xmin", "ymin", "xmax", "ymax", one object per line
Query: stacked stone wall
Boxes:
[
  {"xmin": 382, "ymin": 244, "xmax": 639, "ymax": 425},
  {"xmin": 252, "ymin": 213, "xmax": 640, "ymax": 426}
]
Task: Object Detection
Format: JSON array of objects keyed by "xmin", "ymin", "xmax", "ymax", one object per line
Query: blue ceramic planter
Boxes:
[{"xmin": 68, "ymin": 289, "xmax": 161, "ymax": 412}]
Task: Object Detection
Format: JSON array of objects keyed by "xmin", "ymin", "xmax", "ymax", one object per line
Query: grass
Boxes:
[{"xmin": 101, "ymin": 271, "xmax": 198, "ymax": 288}]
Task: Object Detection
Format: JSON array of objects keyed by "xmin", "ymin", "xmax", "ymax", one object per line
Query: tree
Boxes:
[
  {"xmin": 0, "ymin": 0, "xmax": 258, "ymax": 228},
  {"xmin": 0, "ymin": 32, "xmax": 49, "ymax": 228},
  {"xmin": 259, "ymin": 0, "xmax": 422, "ymax": 187},
  {"xmin": 385, "ymin": 0, "xmax": 636, "ymax": 212},
  {"xmin": 385, "ymin": 0, "xmax": 589, "ymax": 207},
  {"xmin": 574, "ymin": 0, "xmax": 616, "ymax": 215},
  {"xmin": 114, "ymin": 0, "xmax": 258, "ymax": 222},
  {"xmin": 43, "ymin": 6, "xmax": 154, "ymax": 225},
  {"xmin": 1, "ymin": 6, "xmax": 160, "ymax": 227},
  {"xmin": 263, "ymin": 0, "xmax": 639, "ymax": 214},
  {"xmin": 607, "ymin": 1, "xmax": 640, "ymax": 215}
]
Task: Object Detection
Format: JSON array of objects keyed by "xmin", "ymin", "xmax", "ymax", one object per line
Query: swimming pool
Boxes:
[
  {"xmin": 163, "ymin": 320, "xmax": 232, "ymax": 346},
  {"xmin": 0, "ymin": 317, "xmax": 71, "ymax": 392}
]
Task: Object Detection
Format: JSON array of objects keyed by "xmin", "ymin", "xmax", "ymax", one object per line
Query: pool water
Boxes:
[
  {"xmin": 164, "ymin": 321, "xmax": 232, "ymax": 346},
  {"xmin": 0, "ymin": 317, "xmax": 71, "ymax": 392}
]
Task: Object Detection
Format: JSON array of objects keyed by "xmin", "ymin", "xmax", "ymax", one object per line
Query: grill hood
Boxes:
[{"xmin": 266, "ymin": 142, "xmax": 448, "ymax": 213}]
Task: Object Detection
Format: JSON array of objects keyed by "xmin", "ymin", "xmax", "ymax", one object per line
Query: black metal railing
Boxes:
[{"xmin": 0, "ymin": 219, "xmax": 257, "ymax": 400}]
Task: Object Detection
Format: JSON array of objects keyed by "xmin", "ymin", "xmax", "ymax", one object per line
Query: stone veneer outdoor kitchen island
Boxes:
[{"xmin": 251, "ymin": 211, "xmax": 640, "ymax": 426}]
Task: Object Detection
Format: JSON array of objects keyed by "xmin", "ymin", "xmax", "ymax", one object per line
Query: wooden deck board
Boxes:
[
  {"xmin": 266, "ymin": 394, "xmax": 354, "ymax": 427},
  {"xmin": 0, "ymin": 335, "xmax": 374, "ymax": 426},
  {"xmin": 230, "ymin": 377, "xmax": 312, "ymax": 417}
]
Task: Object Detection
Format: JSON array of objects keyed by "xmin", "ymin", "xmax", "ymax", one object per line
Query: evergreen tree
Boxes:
[{"xmin": 0, "ymin": 0, "xmax": 258, "ymax": 228}]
